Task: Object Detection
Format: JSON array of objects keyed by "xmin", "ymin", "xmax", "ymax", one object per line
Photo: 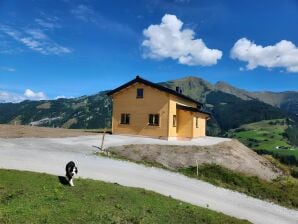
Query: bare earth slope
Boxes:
[
  {"xmin": 109, "ymin": 140, "xmax": 282, "ymax": 181},
  {"xmin": 0, "ymin": 124, "xmax": 96, "ymax": 138}
]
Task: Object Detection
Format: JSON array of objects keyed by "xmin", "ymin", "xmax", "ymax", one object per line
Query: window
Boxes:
[
  {"xmin": 196, "ymin": 117, "xmax": 199, "ymax": 128},
  {"xmin": 173, "ymin": 115, "xmax": 177, "ymax": 127},
  {"xmin": 136, "ymin": 88, "xmax": 144, "ymax": 98},
  {"xmin": 148, "ymin": 114, "xmax": 159, "ymax": 126},
  {"xmin": 120, "ymin": 113, "xmax": 130, "ymax": 124}
]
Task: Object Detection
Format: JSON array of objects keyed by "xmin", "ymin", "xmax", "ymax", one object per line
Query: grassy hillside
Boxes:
[
  {"xmin": 206, "ymin": 91, "xmax": 286, "ymax": 133},
  {"xmin": 0, "ymin": 169, "xmax": 250, "ymax": 224},
  {"xmin": 180, "ymin": 164, "xmax": 298, "ymax": 209},
  {"xmin": 228, "ymin": 119, "xmax": 298, "ymax": 165},
  {"xmin": 0, "ymin": 91, "xmax": 112, "ymax": 129},
  {"xmin": 285, "ymin": 124, "xmax": 298, "ymax": 146}
]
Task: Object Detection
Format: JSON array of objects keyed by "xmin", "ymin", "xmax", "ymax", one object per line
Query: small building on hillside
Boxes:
[{"xmin": 107, "ymin": 76, "xmax": 210, "ymax": 140}]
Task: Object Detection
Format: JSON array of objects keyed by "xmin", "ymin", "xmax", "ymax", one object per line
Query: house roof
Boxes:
[
  {"xmin": 176, "ymin": 104, "xmax": 210, "ymax": 116},
  {"xmin": 107, "ymin": 76, "xmax": 203, "ymax": 106}
]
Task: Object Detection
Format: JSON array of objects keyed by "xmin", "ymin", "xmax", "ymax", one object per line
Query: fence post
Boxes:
[
  {"xmin": 196, "ymin": 159, "xmax": 199, "ymax": 176},
  {"xmin": 100, "ymin": 130, "xmax": 106, "ymax": 151}
]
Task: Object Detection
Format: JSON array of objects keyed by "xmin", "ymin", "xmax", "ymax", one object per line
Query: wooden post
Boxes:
[
  {"xmin": 196, "ymin": 159, "xmax": 199, "ymax": 176},
  {"xmin": 100, "ymin": 130, "xmax": 106, "ymax": 151}
]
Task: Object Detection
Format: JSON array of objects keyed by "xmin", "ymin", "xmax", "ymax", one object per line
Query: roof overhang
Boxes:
[{"xmin": 176, "ymin": 104, "xmax": 210, "ymax": 117}]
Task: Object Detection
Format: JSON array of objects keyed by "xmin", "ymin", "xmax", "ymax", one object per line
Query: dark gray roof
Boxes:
[
  {"xmin": 107, "ymin": 76, "xmax": 203, "ymax": 106},
  {"xmin": 176, "ymin": 104, "xmax": 210, "ymax": 116}
]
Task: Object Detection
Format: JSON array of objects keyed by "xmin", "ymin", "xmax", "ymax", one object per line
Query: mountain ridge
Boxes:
[{"xmin": 162, "ymin": 76, "xmax": 298, "ymax": 114}]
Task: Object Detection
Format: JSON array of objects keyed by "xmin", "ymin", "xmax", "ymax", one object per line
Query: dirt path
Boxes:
[
  {"xmin": 0, "ymin": 124, "xmax": 97, "ymax": 138},
  {"xmin": 0, "ymin": 136, "xmax": 297, "ymax": 224}
]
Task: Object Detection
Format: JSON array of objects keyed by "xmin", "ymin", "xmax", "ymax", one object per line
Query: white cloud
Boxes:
[
  {"xmin": 0, "ymin": 25, "xmax": 72, "ymax": 55},
  {"xmin": 142, "ymin": 14, "xmax": 222, "ymax": 66},
  {"xmin": 35, "ymin": 18, "xmax": 60, "ymax": 29},
  {"xmin": 0, "ymin": 66, "xmax": 15, "ymax": 72},
  {"xmin": 231, "ymin": 38, "xmax": 298, "ymax": 73},
  {"xmin": 24, "ymin": 89, "xmax": 47, "ymax": 100},
  {"xmin": 55, "ymin": 95, "xmax": 66, "ymax": 99},
  {"xmin": 71, "ymin": 4, "xmax": 94, "ymax": 22},
  {"xmin": 26, "ymin": 29, "xmax": 47, "ymax": 40},
  {"xmin": 0, "ymin": 91, "xmax": 24, "ymax": 103},
  {"xmin": 0, "ymin": 89, "xmax": 47, "ymax": 103}
]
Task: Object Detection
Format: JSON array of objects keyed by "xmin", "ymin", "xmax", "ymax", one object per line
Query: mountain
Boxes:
[
  {"xmin": 160, "ymin": 77, "xmax": 292, "ymax": 134},
  {"xmin": 250, "ymin": 92, "xmax": 298, "ymax": 115},
  {"xmin": 0, "ymin": 91, "xmax": 112, "ymax": 129},
  {"xmin": 0, "ymin": 76, "xmax": 296, "ymax": 136},
  {"xmin": 159, "ymin": 76, "xmax": 213, "ymax": 103},
  {"xmin": 214, "ymin": 81, "xmax": 298, "ymax": 115},
  {"xmin": 161, "ymin": 77, "xmax": 298, "ymax": 116},
  {"xmin": 206, "ymin": 91, "xmax": 287, "ymax": 132},
  {"xmin": 214, "ymin": 81, "xmax": 254, "ymax": 101}
]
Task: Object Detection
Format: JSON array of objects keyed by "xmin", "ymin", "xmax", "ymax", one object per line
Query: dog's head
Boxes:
[
  {"xmin": 66, "ymin": 161, "xmax": 78, "ymax": 177},
  {"xmin": 71, "ymin": 166, "xmax": 78, "ymax": 177}
]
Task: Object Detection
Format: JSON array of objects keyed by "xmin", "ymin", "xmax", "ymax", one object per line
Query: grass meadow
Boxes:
[{"xmin": 0, "ymin": 169, "xmax": 250, "ymax": 224}]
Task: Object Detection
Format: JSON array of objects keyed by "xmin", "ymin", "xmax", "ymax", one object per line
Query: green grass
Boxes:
[
  {"xmin": 228, "ymin": 119, "xmax": 298, "ymax": 163},
  {"xmin": 0, "ymin": 169, "xmax": 250, "ymax": 224},
  {"xmin": 179, "ymin": 164, "xmax": 298, "ymax": 209}
]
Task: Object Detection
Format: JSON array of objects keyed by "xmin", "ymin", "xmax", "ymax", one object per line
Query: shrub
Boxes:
[{"xmin": 291, "ymin": 167, "xmax": 298, "ymax": 178}]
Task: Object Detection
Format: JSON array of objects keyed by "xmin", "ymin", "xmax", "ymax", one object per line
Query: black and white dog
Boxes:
[{"xmin": 65, "ymin": 161, "xmax": 78, "ymax": 186}]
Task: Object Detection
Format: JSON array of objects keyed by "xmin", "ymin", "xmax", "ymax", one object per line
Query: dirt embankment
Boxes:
[
  {"xmin": 0, "ymin": 124, "xmax": 97, "ymax": 138},
  {"xmin": 109, "ymin": 139, "xmax": 283, "ymax": 181}
]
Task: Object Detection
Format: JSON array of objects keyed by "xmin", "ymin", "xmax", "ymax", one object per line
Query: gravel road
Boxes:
[{"xmin": 0, "ymin": 135, "xmax": 297, "ymax": 224}]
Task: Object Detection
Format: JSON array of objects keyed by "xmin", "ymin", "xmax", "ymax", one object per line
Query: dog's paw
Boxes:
[{"xmin": 69, "ymin": 179, "xmax": 75, "ymax": 187}]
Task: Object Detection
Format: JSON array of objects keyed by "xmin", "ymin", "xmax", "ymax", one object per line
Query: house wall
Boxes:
[
  {"xmin": 111, "ymin": 82, "xmax": 169, "ymax": 138},
  {"xmin": 192, "ymin": 114, "xmax": 207, "ymax": 137},
  {"xmin": 168, "ymin": 98, "xmax": 177, "ymax": 137},
  {"xmin": 168, "ymin": 95, "xmax": 198, "ymax": 137},
  {"xmin": 176, "ymin": 109, "xmax": 193, "ymax": 138}
]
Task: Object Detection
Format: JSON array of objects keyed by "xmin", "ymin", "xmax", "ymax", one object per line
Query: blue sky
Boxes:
[{"xmin": 0, "ymin": 0, "xmax": 298, "ymax": 102}]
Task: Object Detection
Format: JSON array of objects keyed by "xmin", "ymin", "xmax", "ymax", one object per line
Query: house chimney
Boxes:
[{"xmin": 176, "ymin": 86, "xmax": 180, "ymax": 92}]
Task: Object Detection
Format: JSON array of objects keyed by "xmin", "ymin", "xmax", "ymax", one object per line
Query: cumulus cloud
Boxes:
[
  {"xmin": 0, "ymin": 91, "xmax": 24, "ymax": 103},
  {"xmin": 0, "ymin": 89, "xmax": 47, "ymax": 103},
  {"xmin": 231, "ymin": 38, "xmax": 298, "ymax": 73},
  {"xmin": 142, "ymin": 14, "xmax": 222, "ymax": 66},
  {"xmin": 24, "ymin": 89, "xmax": 47, "ymax": 100},
  {"xmin": 0, "ymin": 25, "xmax": 72, "ymax": 55}
]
